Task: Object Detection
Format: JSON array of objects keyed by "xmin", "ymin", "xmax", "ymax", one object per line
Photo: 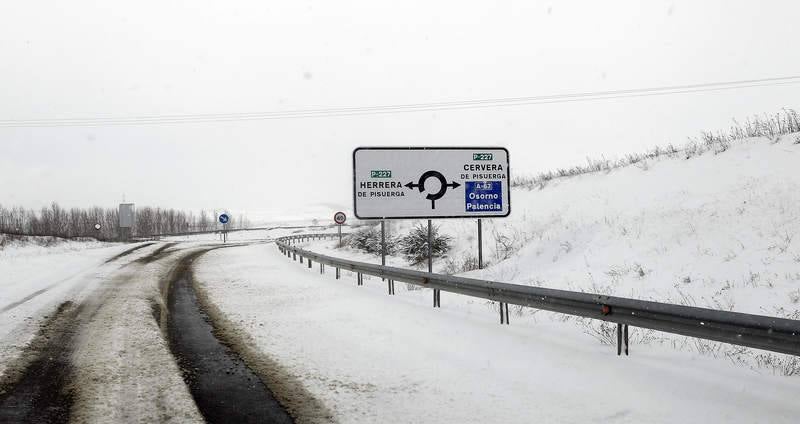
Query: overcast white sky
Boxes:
[{"xmin": 2, "ymin": 0, "xmax": 799, "ymax": 222}]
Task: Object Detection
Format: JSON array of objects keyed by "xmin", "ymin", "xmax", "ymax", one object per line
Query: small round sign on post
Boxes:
[
  {"xmin": 334, "ymin": 212, "xmax": 346, "ymax": 225},
  {"xmin": 94, "ymin": 223, "xmax": 101, "ymax": 231},
  {"xmin": 334, "ymin": 212, "xmax": 346, "ymax": 247},
  {"xmin": 218, "ymin": 213, "xmax": 230, "ymax": 243}
]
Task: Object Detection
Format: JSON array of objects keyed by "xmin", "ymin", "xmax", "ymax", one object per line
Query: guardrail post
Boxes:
[
  {"xmin": 293, "ymin": 252, "xmax": 296, "ymax": 261},
  {"xmin": 300, "ymin": 256, "xmax": 304, "ymax": 264},
  {"xmin": 617, "ymin": 324, "xmax": 630, "ymax": 356},
  {"xmin": 336, "ymin": 267, "xmax": 340, "ymax": 279},
  {"xmin": 320, "ymin": 263, "xmax": 324, "ymax": 274},
  {"xmin": 499, "ymin": 303, "xmax": 509, "ymax": 324},
  {"xmin": 308, "ymin": 258, "xmax": 312, "ymax": 268},
  {"xmin": 616, "ymin": 324, "xmax": 629, "ymax": 356}
]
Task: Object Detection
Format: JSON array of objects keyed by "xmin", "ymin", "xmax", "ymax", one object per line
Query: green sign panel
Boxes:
[{"xmin": 370, "ymin": 170, "xmax": 392, "ymax": 178}]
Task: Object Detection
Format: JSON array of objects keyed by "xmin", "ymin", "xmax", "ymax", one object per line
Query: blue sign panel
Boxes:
[
  {"xmin": 465, "ymin": 181, "xmax": 502, "ymax": 212},
  {"xmin": 218, "ymin": 213, "xmax": 230, "ymax": 224}
]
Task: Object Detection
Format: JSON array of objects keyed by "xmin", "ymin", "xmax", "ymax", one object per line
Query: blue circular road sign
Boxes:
[{"xmin": 219, "ymin": 213, "xmax": 230, "ymax": 224}]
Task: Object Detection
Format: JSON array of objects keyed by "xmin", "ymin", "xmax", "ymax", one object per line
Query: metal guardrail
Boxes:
[
  {"xmin": 138, "ymin": 224, "xmax": 338, "ymax": 240},
  {"xmin": 277, "ymin": 233, "xmax": 800, "ymax": 357}
]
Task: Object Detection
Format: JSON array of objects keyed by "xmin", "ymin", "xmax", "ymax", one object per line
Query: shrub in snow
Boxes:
[
  {"xmin": 345, "ymin": 225, "xmax": 397, "ymax": 256},
  {"xmin": 399, "ymin": 223, "xmax": 452, "ymax": 265},
  {"xmin": 442, "ymin": 253, "xmax": 480, "ymax": 275}
]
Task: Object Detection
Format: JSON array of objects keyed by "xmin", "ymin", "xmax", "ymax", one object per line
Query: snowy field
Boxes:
[
  {"xmin": 320, "ymin": 137, "xmax": 800, "ymax": 333},
  {"xmin": 194, "ymin": 243, "xmax": 800, "ymax": 423},
  {"xmin": 192, "ymin": 137, "xmax": 800, "ymax": 422}
]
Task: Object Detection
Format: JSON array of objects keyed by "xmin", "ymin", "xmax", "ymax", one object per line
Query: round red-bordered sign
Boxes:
[{"xmin": 333, "ymin": 211, "xmax": 346, "ymax": 225}]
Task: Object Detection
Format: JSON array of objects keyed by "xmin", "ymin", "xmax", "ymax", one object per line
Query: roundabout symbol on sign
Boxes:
[{"xmin": 405, "ymin": 170, "xmax": 461, "ymax": 210}]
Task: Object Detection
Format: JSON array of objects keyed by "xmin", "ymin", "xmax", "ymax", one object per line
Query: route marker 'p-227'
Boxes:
[{"xmin": 352, "ymin": 147, "xmax": 510, "ymax": 219}]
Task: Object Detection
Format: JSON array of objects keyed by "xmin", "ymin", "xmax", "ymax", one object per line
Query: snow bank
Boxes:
[
  {"xmin": 332, "ymin": 137, "xmax": 800, "ymax": 317},
  {"xmin": 194, "ymin": 244, "xmax": 800, "ymax": 423},
  {"xmin": 0, "ymin": 240, "xmax": 148, "ymax": 381}
]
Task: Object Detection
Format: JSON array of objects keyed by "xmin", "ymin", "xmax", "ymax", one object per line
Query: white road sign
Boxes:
[{"xmin": 353, "ymin": 147, "xmax": 510, "ymax": 219}]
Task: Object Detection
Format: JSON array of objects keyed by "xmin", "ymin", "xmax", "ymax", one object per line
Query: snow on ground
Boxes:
[
  {"xmin": 329, "ymin": 138, "xmax": 800, "ymax": 319},
  {"xmin": 465, "ymin": 137, "xmax": 800, "ymax": 319},
  {"xmin": 0, "ymin": 238, "xmax": 136, "ymax": 375},
  {"xmin": 0, "ymin": 238, "xmax": 205, "ymax": 421},
  {"xmin": 194, "ymin": 243, "xmax": 800, "ymax": 423},
  {"xmin": 299, "ymin": 137, "xmax": 800, "ymax": 375}
]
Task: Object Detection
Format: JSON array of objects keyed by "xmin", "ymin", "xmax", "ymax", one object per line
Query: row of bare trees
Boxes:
[{"xmin": 0, "ymin": 203, "xmax": 249, "ymax": 241}]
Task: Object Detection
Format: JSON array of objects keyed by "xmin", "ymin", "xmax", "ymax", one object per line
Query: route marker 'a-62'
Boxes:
[{"xmin": 352, "ymin": 147, "xmax": 510, "ymax": 219}]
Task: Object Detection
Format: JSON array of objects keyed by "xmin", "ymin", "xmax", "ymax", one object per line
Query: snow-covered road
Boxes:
[
  {"xmin": 2, "ymin": 231, "xmax": 799, "ymax": 423},
  {"xmin": 1, "ymin": 240, "xmax": 204, "ymax": 422}
]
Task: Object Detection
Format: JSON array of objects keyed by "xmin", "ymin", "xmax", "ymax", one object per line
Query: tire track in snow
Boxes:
[
  {"xmin": 1, "ymin": 242, "xmax": 159, "ymax": 313},
  {"xmin": 165, "ymin": 249, "xmax": 295, "ymax": 424},
  {"xmin": 103, "ymin": 242, "xmax": 156, "ymax": 264},
  {"xmin": 0, "ymin": 301, "xmax": 83, "ymax": 423},
  {"xmin": 0, "ymin": 243, "xmax": 188, "ymax": 422}
]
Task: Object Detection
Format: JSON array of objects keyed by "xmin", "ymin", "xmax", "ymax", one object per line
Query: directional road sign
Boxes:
[
  {"xmin": 353, "ymin": 147, "xmax": 510, "ymax": 219},
  {"xmin": 218, "ymin": 213, "xmax": 230, "ymax": 225}
]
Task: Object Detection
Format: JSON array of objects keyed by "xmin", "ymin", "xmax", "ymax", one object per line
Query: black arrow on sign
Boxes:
[{"xmin": 406, "ymin": 171, "xmax": 462, "ymax": 210}]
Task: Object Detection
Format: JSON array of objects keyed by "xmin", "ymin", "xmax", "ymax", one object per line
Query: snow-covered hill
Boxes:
[
  {"xmin": 457, "ymin": 136, "xmax": 800, "ymax": 317},
  {"xmin": 310, "ymin": 134, "xmax": 800, "ymax": 374}
]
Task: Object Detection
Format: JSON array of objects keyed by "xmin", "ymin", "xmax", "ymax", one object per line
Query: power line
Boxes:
[{"xmin": 1, "ymin": 75, "xmax": 798, "ymax": 127}]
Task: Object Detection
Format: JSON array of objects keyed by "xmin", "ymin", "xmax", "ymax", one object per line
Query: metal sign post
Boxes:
[
  {"xmin": 381, "ymin": 220, "xmax": 386, "ymax": 268},
  {"xmin": 118, "ymin": 203, "xmax": 135, "ymax": 241},
  {"xmin": 334, "ymin": 212, "xmax": 346, "ymax": 247},
  {"xmin": 219, "ymin": 213, "xmax": 230, "ymax": 243},
  {"xmin": 477, "ymin": 218, "xmax": 483, "ymax": 269},
  {"xmin": 428, "ymin": 219, "xmax": 440, "ymax": 307}
]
